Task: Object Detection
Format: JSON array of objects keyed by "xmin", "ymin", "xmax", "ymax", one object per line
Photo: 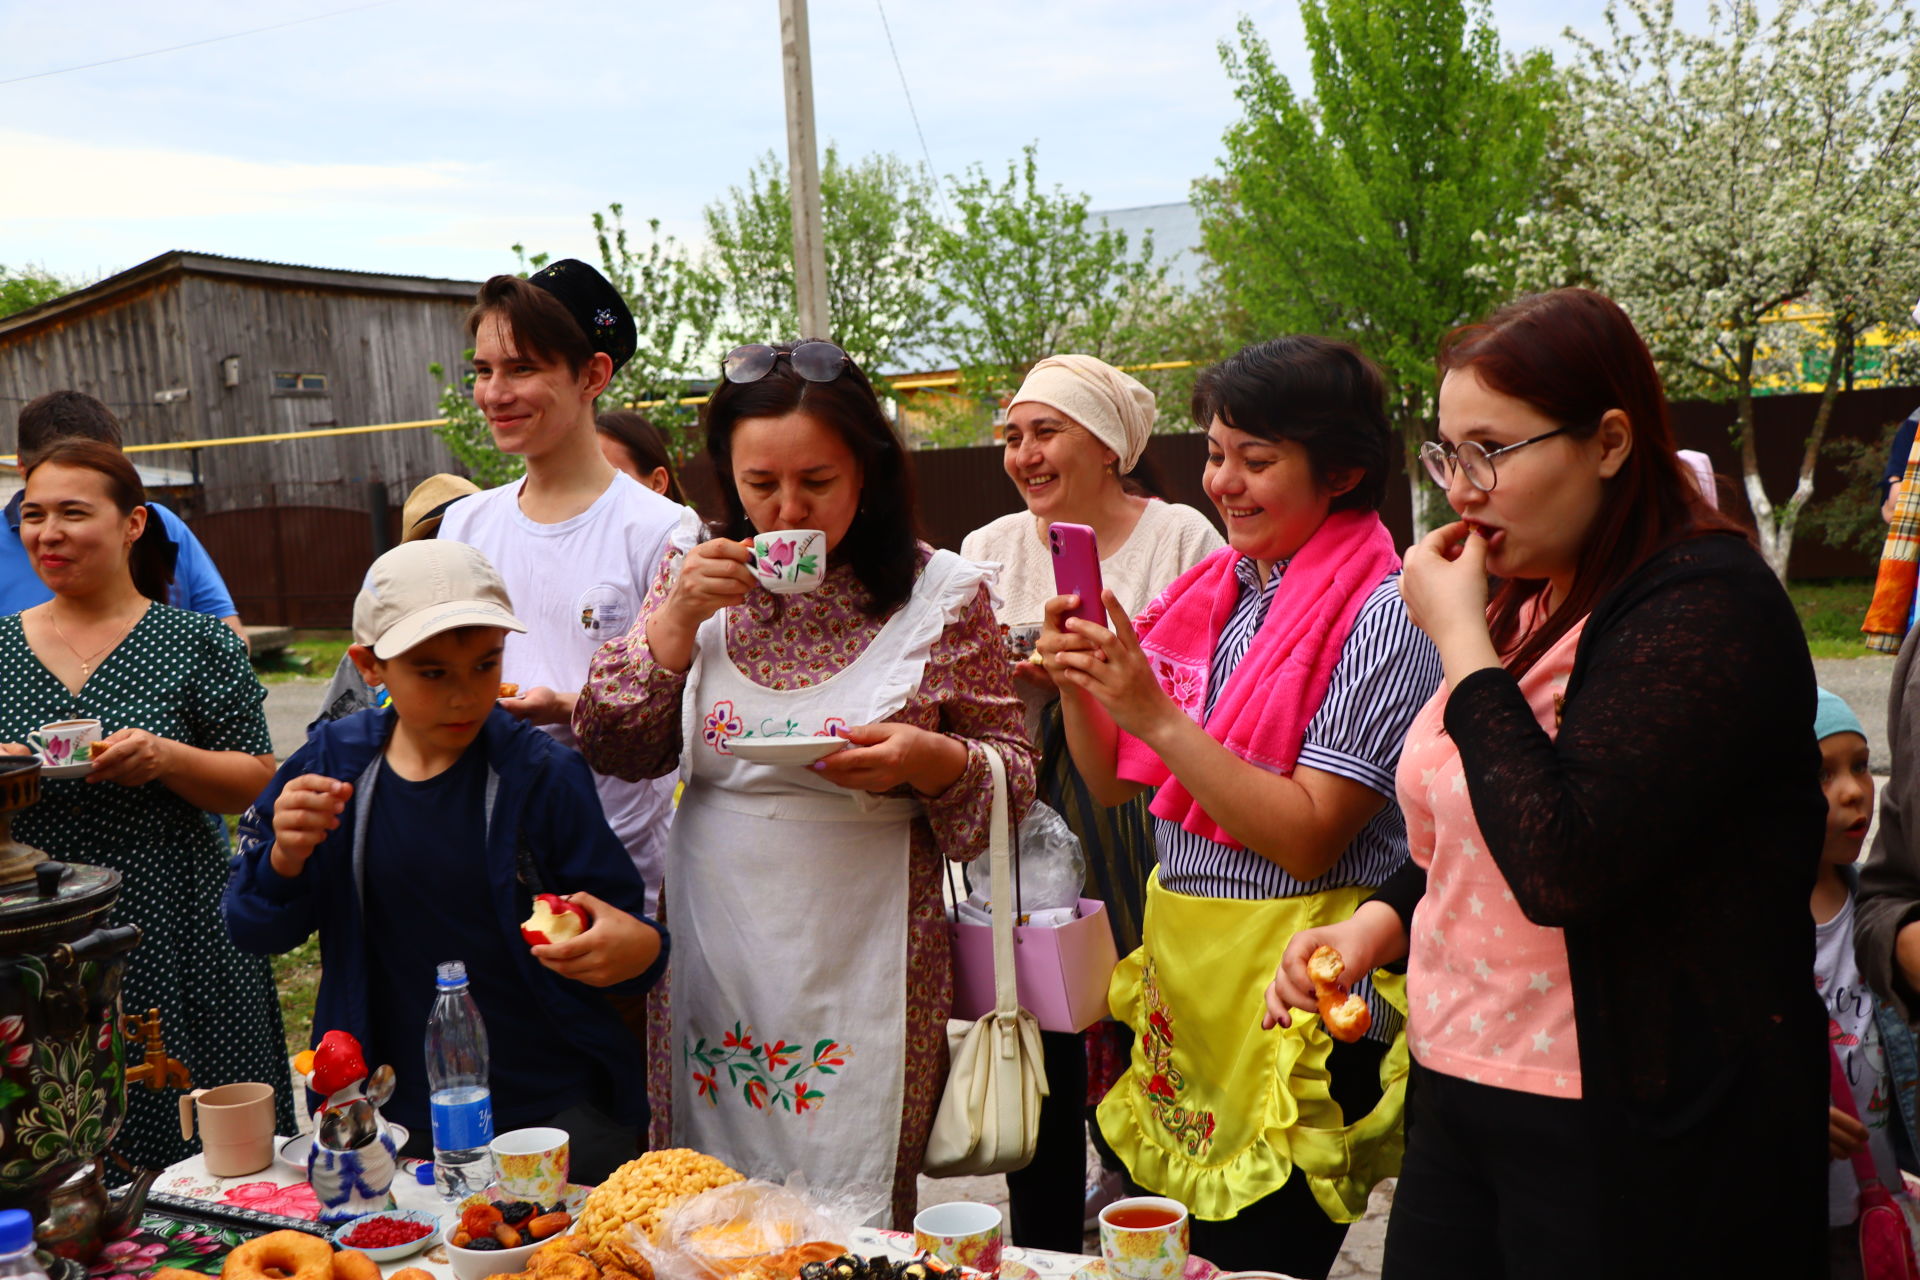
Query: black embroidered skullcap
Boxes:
[{"xmin": 527, "ymin": 259, "xmax": 637, "ymax": 374}]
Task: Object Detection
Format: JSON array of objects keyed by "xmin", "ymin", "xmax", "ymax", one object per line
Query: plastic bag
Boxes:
[
  {"xmin": 629, "ymin": 1178, "xmax": 857, "ymax": 1280},
  {"xmin": 964, "ymin": 800, "xmax": 1085, "ymax": 916}
]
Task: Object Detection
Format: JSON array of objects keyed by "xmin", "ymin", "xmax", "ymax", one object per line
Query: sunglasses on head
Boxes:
[{"xmin": 722, "ymin": 341, "xmax": 850, "ymax": 385}]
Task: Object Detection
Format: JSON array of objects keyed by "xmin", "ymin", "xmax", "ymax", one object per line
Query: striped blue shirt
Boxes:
[{"xmin": 1153, "ymin": 556, "xmax": 1442, "ymax": 1042}]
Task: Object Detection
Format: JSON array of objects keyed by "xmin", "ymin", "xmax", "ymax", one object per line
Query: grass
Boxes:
[
  {"xmin": 1788, "ymin": 578, "xmax": 1878, "ymax": 659},
  {"xmin": 252, "ymin": 629, "xmax": 353, "ymax": 682},
  {"xmin": 272, "ymin": 936, "xmax": 322, "ymax": 1058}
]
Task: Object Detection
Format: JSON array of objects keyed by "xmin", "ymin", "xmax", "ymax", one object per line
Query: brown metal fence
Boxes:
[{"xmin": 176, "ymin": 385, "xmax": 1919, "ymax": 628}]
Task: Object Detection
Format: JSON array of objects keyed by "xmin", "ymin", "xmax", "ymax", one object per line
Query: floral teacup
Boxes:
[
  {"xmin": 913, "ymin": 1201, "xmax": 1002, "ymax": 1275},
  {"xmin": 1098, "ymin": 1196, "xmax": 1190, "ymax": 1280},
  {"xmin": 749, "ymin": 529, "xmax": 825, "ymax": 595},
  {"xmin": 491, "ymin": 1126, "xmax": 569, "ymax": 1204},
  {"xmin": 29, "ymin": 718, "xmax": 102, "ymax": 767}
]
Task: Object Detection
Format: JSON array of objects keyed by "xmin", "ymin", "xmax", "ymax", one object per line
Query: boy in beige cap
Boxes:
[{"xmin": 224, "ymin": 539, "xmax": 665, "ymax": 1181}]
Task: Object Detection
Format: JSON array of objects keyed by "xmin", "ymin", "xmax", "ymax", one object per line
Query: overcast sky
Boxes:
[{"xmin": 1, "ymin": 0, "xmax": 1690, "ymax": 288}]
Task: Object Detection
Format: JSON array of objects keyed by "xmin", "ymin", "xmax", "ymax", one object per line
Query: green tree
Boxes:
[
  {"xmin": 922, "ymin": 144, "xmax": 1168, "ymax": 441},
  {"xmin": 702, "ymin": 148, "xmax": 946, "ymax": 376},
  {"xmin": 0, "ymin": 264, "xmax": 73, "ymax": 319},
  {"xmin": 1195, "ymin": 5, "xmax": 1555, "ymax": 529},
  {"xmin": 1510, "ymin": 0, "xmax": 1920, "ymax": 579},
  {"xmin": 588, "ymin": 204, "xmax": 724, "ymax": 460}
]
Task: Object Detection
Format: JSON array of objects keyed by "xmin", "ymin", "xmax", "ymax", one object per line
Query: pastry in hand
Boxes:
[{"xmin": 1307, "ymin": 944, "xmax": 1372, "ymax": 1043}]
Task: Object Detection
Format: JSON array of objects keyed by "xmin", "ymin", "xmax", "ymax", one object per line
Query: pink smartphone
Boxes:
[{"xmin": 1049, "ymin": 522, "xmax": 1107, "ymax": 628}]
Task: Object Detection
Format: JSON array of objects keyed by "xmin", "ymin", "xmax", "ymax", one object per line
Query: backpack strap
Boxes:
[{"xmin": 1832, "ymin": 1042, "xmax": 1889, "ymax": 1189}]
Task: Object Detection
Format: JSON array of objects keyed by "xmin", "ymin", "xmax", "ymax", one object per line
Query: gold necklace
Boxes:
[{"xmin": 47, "ymin": 604, "xmax": 142, "ymax": 677}]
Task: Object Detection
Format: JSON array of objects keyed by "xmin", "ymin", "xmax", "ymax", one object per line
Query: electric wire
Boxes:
[
  {"xmin": 0, "ymin": 0, "xmax": 399, "ymax": 88},
  {"xmin": 873, "ymin": 0, "xmax": 949, "ymax": 214}
]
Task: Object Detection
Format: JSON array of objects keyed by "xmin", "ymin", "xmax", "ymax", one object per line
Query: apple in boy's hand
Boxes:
[{"xmin": 521, "ymin": 894, "xmax": 589, "ymax": 946}]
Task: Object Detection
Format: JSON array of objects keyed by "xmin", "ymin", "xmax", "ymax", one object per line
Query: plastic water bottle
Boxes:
[
  {"xmin": 0, "ymin": 1210, "xmax": 50, "ymax": 1280},
  {"xmin": 425, "ymin": 960, "xmax": 494, "ymax": 1200}
]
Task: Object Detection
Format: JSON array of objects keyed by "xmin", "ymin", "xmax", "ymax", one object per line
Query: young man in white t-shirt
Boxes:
[{"xmin": 438, "ymin": 260, "xmax": 688, "ymax": 908}]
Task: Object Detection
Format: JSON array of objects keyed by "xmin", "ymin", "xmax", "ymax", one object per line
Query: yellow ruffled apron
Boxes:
[{"xmin": 1096, "ymin": 871, "xmax": 1408, "ymax": 1223}]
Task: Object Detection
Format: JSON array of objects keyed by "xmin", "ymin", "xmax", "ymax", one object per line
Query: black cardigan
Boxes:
[{"xmin": 1375, "ymin": 531, "xmax": 1826, "ymax": 1111}]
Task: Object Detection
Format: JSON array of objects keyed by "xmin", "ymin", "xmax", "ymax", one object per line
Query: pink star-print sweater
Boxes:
[{"xmin": 1397, "ymin": 618, "xmax": 1586, "ymax": 1099}]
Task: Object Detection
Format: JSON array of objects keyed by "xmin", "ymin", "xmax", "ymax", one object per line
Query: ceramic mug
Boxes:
[
  {"xmin": 29, "ymin": 719, "xmax": 102, "ymax": 767},
  {"xmin": 491, "ymin": 1126, "xmax": 569, "ymax": 1203},
  {"xmin": 178, "ymin": 1082, "xmax": 276, "ymax": 1177},
  {"xmin": 749, "ymin": 529, "xmax": 826, "ymax": 594},
  {"xmin": 1098, "ymin": 1195, "xmax": 1190, "ymax": 1280},
  {"xmin": 912, "ymin": 1201, "xmax": 1003, "ymax": 1274}
]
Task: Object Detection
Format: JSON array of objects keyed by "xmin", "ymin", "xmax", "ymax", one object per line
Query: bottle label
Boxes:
[{"xmin": 430, "ymin": 1093, "xmax": 493, "ymax": 1151}]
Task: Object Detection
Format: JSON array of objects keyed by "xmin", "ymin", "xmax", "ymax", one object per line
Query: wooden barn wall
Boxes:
[
  {"xmin": 175, "ymin": 275, "xmax": 467, "ymax": 509},
  {"xmin": 0, "ymin": 281, "xmax": 192, "ymax": 441}
]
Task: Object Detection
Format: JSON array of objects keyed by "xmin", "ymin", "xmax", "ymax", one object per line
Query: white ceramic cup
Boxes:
[
  {"xmin": 912, "ymin": 1201, "xmax": 1003, "ymax": 1273},
  {"xmin": 29, "ymin": 719, "xmax": 102, "ymax": 767},
  {"xmin": 749, "ymin": 529, "xmax": 826, "ymax": 594}
]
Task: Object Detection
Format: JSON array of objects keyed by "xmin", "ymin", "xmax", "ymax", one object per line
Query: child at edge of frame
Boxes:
[
  {"xmin": 1812, "ymin": 686, "xmax": 1920, "ymax": 1279},
  {"xmin": 221, "ymin": 539, "xmax": 666, "ymax": 1183}
]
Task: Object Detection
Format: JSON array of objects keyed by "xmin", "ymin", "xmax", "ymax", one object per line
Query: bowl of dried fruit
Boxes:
[{"xmin": 444, "ymin": 1198, "xmax": 575, "ymax": 1280}]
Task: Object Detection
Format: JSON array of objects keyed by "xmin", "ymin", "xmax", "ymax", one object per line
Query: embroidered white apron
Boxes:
[{"xmin": 668, "ymin": 550, "xmax": 981, "ymax": 1224}]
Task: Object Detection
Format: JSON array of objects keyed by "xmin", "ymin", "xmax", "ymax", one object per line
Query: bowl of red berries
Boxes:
[{"xmin": 329, "ymin": 1208, "xmax": 442, "ymax": 1262}]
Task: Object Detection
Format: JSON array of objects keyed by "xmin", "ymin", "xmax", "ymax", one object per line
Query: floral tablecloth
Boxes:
[{"xmin": 142, "ymin": 1149, "xmax": 1120, "ymax": 1279}]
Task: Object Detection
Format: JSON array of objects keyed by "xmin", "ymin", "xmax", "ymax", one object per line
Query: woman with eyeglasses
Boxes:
[
  {"xmin": 1037, "ymin": 337, "xmax": 1441, "ymax": 1278},
  {"xmin": 1263, "ymin": 289, "xmax": 1826, "ymax": 1276},
  {"xmin": 572, "ymin": 340, "xmax": 1036, "ymax": 1229}
]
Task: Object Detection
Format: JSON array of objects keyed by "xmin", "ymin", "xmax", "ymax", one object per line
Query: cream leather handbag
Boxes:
[{"xmin": 923, "ymin": 745, "xmax": 1048, "ymax": 1176}]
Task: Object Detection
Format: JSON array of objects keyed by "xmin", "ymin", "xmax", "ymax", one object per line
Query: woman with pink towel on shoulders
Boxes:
[{"xmin": 1037, "ymin": 337, "xmax": 1442, "ymax": 1277}]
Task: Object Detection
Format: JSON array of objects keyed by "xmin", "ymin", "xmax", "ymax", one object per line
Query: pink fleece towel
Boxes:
[{"xmin": 1114, "ymin": 508, "xmax": 1401, "ymax": 848}]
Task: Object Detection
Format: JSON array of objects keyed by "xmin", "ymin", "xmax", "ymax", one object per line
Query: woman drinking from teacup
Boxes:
[
  {"xmin": 960, "ymin": 355, "xmax": 1219, "ymax": 1252},
  {"xmin": 572, "ymin": 341, "xmax": 1035, "ymax": 1229},
  {"xmin": 0, "ymin": 440, "xmax": 293, "ymax": 1169},
  {"xmin": 1039, "ymin": 339, "xmax": 1441, "ymax": 1278}
]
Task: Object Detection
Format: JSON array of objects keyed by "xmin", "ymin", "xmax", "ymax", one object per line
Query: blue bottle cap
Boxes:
[
  {"xmin": 436, "ymin": 961, "xmax": 468, "ymax": 988},
  {"xmin": 0, "ymin": 1209, "xmax": 35, "ymax": 1255},
  {"xmin": 416, "ymin": 1162, "xmax": 436, "ymax": 1185}
]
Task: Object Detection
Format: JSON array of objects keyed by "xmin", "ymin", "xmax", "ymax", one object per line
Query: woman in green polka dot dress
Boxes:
[{"xmin": 1, "ymin": 440, "xmax": 294, "ymax": 1171}]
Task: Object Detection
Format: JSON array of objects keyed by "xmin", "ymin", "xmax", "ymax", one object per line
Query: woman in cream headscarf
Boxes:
[{"xmin": 962, "ymin": 356, "xmax": 1219, "ymax": 1252}]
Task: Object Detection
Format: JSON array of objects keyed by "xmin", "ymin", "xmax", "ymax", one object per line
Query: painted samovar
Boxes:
[{"xmin": 0, "ymin": 756, "xmax": 190, "ymax": 1262}]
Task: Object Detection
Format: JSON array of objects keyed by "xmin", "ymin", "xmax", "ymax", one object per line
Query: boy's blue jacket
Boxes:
[{"xmin": 222, "ymin": 706, "xmax": 666, "ymax": 1128}]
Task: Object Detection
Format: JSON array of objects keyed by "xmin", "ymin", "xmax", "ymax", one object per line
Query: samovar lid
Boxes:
[{"xmin": 0, "ymin": 862, "xmax": 121, "ymax": 951}]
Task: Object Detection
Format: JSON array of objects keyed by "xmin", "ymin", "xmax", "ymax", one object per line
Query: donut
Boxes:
[
  {"xmin": 390, "ymin": 1269, "xmax": 435, "ymax": 1280},
  {"xmin": 219, "ymin": 1230, "xmax": 333, "ymax": 1280},
  {"xmin": 332, "ymin": 1251, "xmax": 380, "ymax": 1280},
  {"xmin": 1307, "ymin": 944, "xmax": 1372, "ymax": 1043}
]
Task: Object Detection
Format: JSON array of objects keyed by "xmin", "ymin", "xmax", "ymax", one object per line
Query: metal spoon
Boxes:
[
  {"xmin": 318, "ymin": 1097, "xmax": 378, "ymax": 1150},
  {"xmin": 365, "ymin": 1063, "xmax": 396, "ymax": 1110}
]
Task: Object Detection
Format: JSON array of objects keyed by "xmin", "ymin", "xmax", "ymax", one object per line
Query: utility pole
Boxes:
[{"xmin": 780, "ymin": 0, "xmax": 831, "ymax": 341}]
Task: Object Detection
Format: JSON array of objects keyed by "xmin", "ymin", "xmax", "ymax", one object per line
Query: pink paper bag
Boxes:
[{"xmin": 950, "ymin": 897, "xmax": 1120, "ymax": 1033}]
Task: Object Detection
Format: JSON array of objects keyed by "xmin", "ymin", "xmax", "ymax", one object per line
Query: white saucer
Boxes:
[
  {"xmin": 37, "ymin": 762, "xmax": 91, "ymax": 780},
  {"xmin": 278, "ymin": 1123, "xmax": 410, "ymax": 1173},
  {"xmin": 727, "ymin": 736, "xmax": 850, "ymax": 765}
]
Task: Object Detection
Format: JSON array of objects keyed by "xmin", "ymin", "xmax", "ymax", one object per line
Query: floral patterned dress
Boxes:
[
  {"xmin": 0, "ymin": 606, "xmax": 296, "ymax": 1172},
  {"xmin": 573, "ymin": 544, "xmax": 1036, "ymax": 1228}
]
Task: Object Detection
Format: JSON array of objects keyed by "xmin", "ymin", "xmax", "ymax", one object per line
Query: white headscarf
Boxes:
[{"xmin": 1007, "ymin": 355, "xmax": 1156, "ymax": 473}]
